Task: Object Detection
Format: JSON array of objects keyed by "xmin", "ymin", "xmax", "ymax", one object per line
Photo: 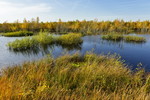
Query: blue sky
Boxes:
[{"xmin": 0, "ymin": 0, "xmax": 150, "ymax": 22}]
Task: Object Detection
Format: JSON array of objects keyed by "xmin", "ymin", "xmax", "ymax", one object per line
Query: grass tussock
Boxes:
[
  {"xmin": 102, "ymin": 34, "xmax": 123, "ymax": 41},
  {"xmin": 3, "ymin": 31, "xmax": 33, "ymax": 37},
  {"xmin": 7, "ymin": 38, "xmax": 39, "ymax": 51},
  {"xmin": 7, "ymin": 32, "xmax": 55, "ymax": 50},
  {"xmin": 57, "ymin": 33, "xmax": 83, "ymax": 45},
  {"xmin": 124, "ymin": 36, "xmax": 146, "ymax": 43},
  {"xmin": 0, "ymin": 53, "xmax": 150, "ymax": 100}
]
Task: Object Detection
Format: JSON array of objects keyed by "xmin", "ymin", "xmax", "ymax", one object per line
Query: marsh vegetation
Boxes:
[
  {"xmin": 2, "ymin": 31, "xmax": 33, "ymax": 37},
  {"xmin": 102, "ymin": 34, "xmax": 146, "ymax": 43},
  {"xmin": 7, "ymin": 32, "xmax": 83, "ymax": 51},
  {"xmin": 102, "ymin": 34, "xmax": 123, "ymax": 41},
  {"xmin": 124, "ymin": 36, "xmax": 146, "ymax": 43},
  {"xmin": 0, "ymin": 53, "xmax": 149, "ymax": 99}
]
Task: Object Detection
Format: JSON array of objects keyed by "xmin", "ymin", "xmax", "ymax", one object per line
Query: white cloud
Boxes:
[{"xmin": 0, "ymin": 1, "xmax": 52, "ymax": 22}]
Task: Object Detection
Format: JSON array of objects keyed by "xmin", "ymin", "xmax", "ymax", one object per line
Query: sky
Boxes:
[{"xmin": 0, "ymin": 0, "xmax": 150, "ymax": 22}]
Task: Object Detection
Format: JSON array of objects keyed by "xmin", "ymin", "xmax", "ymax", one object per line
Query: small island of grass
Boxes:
[
  {"xmin": 124, "ymin": 35, "xmax": 146, "ymax": 43},
  {"xmin": 101, "ymin": 34, "xmax": 146, "ymax": 43},
  {"xmin": 7, "ymin": 32, "xmax": 83, "ymax": 51},
  {"xmin": 101, "ymin": 34, "xmax": 123, "ymax": 41},
  {"xmin": 2, "ymin": 31, "xmax": 34, "ymax": 37}
]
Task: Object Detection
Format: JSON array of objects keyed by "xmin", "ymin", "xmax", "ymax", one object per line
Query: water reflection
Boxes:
[
  {"xmin": 100, "ymin": 40, "xmax": 145, "ymax": 50},
  {"xmin": 8, "ymin": 43, "xmax": 82, "ymax": 56}
]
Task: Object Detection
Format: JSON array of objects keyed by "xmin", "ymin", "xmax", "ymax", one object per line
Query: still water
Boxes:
[{"xmin": 0, "ymin": 34, "xmax": 150, "ymax": 71}]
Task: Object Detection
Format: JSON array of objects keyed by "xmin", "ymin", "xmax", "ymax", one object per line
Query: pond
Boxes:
[{"xmin": 0, "ymin": 34, "xmax": 150, "ymax": 71}]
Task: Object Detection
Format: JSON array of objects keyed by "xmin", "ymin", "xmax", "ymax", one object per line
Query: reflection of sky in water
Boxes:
[{"xmin": 0, "ymin": 34, "xmax": 150, "ymax": 71}]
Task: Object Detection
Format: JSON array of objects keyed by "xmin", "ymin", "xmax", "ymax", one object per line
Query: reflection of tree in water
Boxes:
[
  {"xmin": 101, "ymin": 40, "xmax": 124, "ymax": 49},
  {"xmin": 40, "ymin": 44, "xmax": 54, "ymax": 55},
  {"xmin": 9, "ymin": 46, "xmax": 41, "ymax": 56},
  {"xmin": 8, "ymin": 45, "xmax": 55, "ymax": 56}
]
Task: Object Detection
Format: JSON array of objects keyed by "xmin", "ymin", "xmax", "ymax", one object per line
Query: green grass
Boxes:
[
  {"xmin": 3, "ymin": 31, "xmax": 33, "ymax": 37},
  {"xmin": 56, "ymin": 33, "xmax": 83, "ymax": 45},
  {"xmin": 0, "ymin": 53, "xmax": 149, "ymax": 99},
  {"xmin": 7, "ymin": 32, "xmax": 55, "ymax": 50},
  {"xmin": 34, "ymin": 32, "xmax": 55, "ymax": 45},
  {"xmin": 102, "ymin": 34, "xmax": 123, "ymax": 41},
  {"xmin": 7, "ymin": 38, "xmax": 39, "ymax": 51},
  {"xmin": 124, "ymin": 36, "xmax": 146, "ymax": 43}
]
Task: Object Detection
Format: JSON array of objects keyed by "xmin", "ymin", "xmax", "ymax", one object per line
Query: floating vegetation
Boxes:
[{"xmin": 3, "ymin": 31, "xmax": 34, "ymax": 37}]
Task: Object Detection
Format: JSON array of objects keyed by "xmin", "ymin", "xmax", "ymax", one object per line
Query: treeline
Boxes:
[{"xmin": 1, "ymin": 17, "xmax": 150, "ymax": 34}]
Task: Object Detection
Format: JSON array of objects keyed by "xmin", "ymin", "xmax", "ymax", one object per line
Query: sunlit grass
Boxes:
[
  {"xmin": 0, "ymin": 53, "xmax": 149, "ymax": 99},
  {"xmin": 3, "ymin": 31, "xmax": 33, "ymax": 37}
]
